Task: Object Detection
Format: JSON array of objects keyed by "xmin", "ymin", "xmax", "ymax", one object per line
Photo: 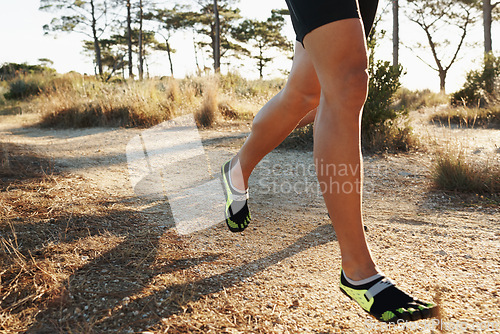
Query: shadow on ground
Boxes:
[{"xmin": 0, "ymin": 142, "xmax": 336, "ymax": 333}]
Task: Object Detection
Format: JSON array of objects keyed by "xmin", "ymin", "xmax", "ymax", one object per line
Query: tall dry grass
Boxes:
[
  {"xmin": 433, "ymin": 149, "xmax": 500, "ymax": 195},
  {"xmin": 393, "ymin": 88, "xmax": 449, "ymax": 111},
  {"xmin": 32, "ymin": 74, "xmax": 186, "ymax": 128},
  {"xmin": 430, "ymin": 105, "xmax": 500, "ymax": 128},
  {"xmin": 195, "ymin": 79, "xmax": 219, "ymax": 128},
  {"xmin": 0, "ymin": 72, "xmax": 284, "ymax": 128},
  {"xmin": 362, "ymin": 122, "xmax": 420, "ymax": 153}
]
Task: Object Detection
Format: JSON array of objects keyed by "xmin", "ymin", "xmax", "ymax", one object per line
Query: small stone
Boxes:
[{"xmin": 435, "ymin": 250, "xmax": 447, "ymax": 256}]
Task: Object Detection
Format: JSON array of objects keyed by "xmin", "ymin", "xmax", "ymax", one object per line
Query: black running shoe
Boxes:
[
  {"xmin": 339, "ymin": 269, "xmax": 438, "ymax": 322},
  {"xmin": 221, "ymin": 160, "xmax": 251, "ymax": 232}
]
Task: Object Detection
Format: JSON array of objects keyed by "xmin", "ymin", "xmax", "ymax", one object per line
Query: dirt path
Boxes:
[{"xmin": 0, "ymin": 112, "xmax": 499, "ymax": 333}]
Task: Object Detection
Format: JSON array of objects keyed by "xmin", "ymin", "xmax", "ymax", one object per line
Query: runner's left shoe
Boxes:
[{"xmin": 221, "ymin": 160, "xmax": 251, "ymax": 232}]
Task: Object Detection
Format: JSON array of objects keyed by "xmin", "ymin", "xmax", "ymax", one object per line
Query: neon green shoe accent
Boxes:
[
  {"xmin": 407, "ymin": 308, "xmax": 416, "ymax": 314},
  {"xmin": 381, "ymin": 311, "xmax": 395, "ymax": 322},
  {"xmin": 222, "ymin": 165, "xmax": 233, "ymax": 210},
  {"xmin": 226, "ymin": 218, "xmax": 239, "ymax": 229},
  {"xmin": 396, "ymin": 307, "xmax": 405, "ymax": 314},
  {"xmin": 339, "ymin": 282, "xmax": 374, "ymax": 312}
]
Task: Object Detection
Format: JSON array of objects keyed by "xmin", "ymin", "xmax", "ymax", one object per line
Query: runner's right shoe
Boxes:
[
  {"xmin": 221, "ymin": 160, "xmax": 251, "ymax": 232},
  {"xmin": 339, "ymin": 269, "xmax": 438, "ymax": 322}
]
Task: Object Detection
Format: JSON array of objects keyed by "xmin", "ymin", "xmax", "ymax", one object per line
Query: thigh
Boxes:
[{"xmin": 303, "ymin": 18, "xmax": 368, "ymax": 98}]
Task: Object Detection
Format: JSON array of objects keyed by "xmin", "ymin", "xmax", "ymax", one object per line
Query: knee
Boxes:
[
  {"xmin": 281, "ymin": 85, "xmax": 321, "ymax": 115},
  {"xmin": 326, "ymin": 65, "xmax": 369, "ymax": 111}
]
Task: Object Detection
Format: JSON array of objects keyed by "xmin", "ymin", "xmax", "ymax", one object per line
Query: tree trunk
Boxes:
[
  {"xmin": 166, "ymin": 41, "xmax": 174, "ymax": 77},
  {"xmin": 483, "ymin": 0, "xmax": 492, "ymax": 53},
  {"xmin": 127, "ymin": 0, "xmax": 133, "ymax": 79},
  {"xmin": 213, "ymin": 0, "xmax": 221, "ymax": 73},
  {"xmin": 392, "ymin": 0, "xmax": 399, "ymax": 67},
  {"xmin": 439, "ymin": 70, "xmax": 446, "ymax": 93},
  {"xmin": 258, "ymin": 45, "xmax": 264, "ymax": 79},
  {"xmin": 90, "ymin": 0, "xmax": 103, "ymax": 76},
  {"xmin": 139, "ymin": 0, "xmax": 144, "ymax": 80}
]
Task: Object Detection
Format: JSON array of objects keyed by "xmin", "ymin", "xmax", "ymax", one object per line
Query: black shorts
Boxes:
[{"xmin": 285, "ymin": 0, "xmax": 379, "ymax": 44}]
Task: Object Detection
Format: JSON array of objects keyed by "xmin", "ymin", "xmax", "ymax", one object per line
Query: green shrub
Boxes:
[
  {"xmin": 362, "ymin": 60, "xmax": 406, "ymax": 133},
  {"xmin": 4, "ymin": 76, "xmax": 47, "ymax": 100},
  {"xmin": 1, "ymin": 62, "xmax": 56, "ymax": 100},
  {"xmin": 360, "ymin": 56, "xmax": 421, "ymax": 153},
  {"xmin": 451, "ymin": 53, "xmax": 500, "ymax": 106},
  {"xmin": 0, "ymin": 62, "xmax": 55, "ymax": 80}
]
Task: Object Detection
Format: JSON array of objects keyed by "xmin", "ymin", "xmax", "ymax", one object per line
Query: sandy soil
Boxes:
[{"xmin": 0, "ymin": 110, "xmax": 499, "ymax": 333}]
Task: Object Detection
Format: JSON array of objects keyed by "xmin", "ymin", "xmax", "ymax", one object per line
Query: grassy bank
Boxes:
[{"xmin": 2, "ymin": 72, "xmax": 284, "ymax": 129}]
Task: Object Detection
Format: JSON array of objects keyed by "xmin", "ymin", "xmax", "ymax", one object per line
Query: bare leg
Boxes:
[
  {"xmin": 295, "ymin": 108, "xmax": 317, "ymax": 129},
  {"xmin": 223, "ymin": 7, "xmax": 437, "ymax": 324},
  {"xmin": 303, "ymin": 19, "xmax": 377, "ymax": 280},
  {"xmin": 230, "ymin": 42, "xmax": 320, "ymax": 191}
]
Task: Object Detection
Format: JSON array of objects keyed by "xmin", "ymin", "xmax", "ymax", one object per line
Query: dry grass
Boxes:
[
  {"xmin": 0, "ymin": 84, "xmax": 8, "ymax": 106},
  {"xmin": 1, "ymin": 73, "xmax": 281, "ymax": 129},
  {"xmin": 430, "ymin": 105, "xmax": 500, "ymax": 128},
  {"xmin": 393, "ymin": 88, "xmax": 449, "ymax": 111},
  {"xmin": 432, "ymin": 149, "xmax": 500, "ymax": 195},
  {"xmin": 278, "ymin": 124, "xmax": 314, "ymax": 150},
  {"xmin": 362, "ymin": 122, "xmax": 420, "ymax": 153},
  {"xmin": 35, "ymin": 75, "xmax": 179, "ymax": 128},
  {"xmin": 0, "ymin": 142, "xmax": 201, "ymax": 332},
  {"xmin": 195, "ymin": 80, "xmax": 219, "ymax": 128}
]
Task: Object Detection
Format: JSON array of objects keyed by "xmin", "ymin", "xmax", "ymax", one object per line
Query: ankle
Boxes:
[
  {"xmin": 229, "ymin": 157, "xmax": 248, "ymax": 191},
  {"xmin": 341, "ymin": 262, "xmax": 380, "ymax": 281}
]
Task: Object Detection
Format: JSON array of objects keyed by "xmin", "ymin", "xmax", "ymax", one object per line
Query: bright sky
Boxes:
[{"xmin": 0, "ymin": 0, "xmax": 498, "ymax": 93}]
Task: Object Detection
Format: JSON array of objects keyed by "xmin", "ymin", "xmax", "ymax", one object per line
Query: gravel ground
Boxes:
[{"xmin": 0, "ymin": 111, "xmax": 499, "ymax": 333}]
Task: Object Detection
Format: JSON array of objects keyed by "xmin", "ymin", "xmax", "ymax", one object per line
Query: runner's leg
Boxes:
[
  {"xmin": 230, "ymin": 42, "xmax": 320, "ymax": 191},
  {"xmin": 303, "ymin": 18, "xmax": 377, "ymax": 280}
]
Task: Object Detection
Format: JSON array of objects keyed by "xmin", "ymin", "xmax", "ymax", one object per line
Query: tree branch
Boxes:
[
  {"xmin": 444, "ymin": 11, "xmax": 470, "ymax": 72},
  {"xmin": 402, "ymin": 43, "xmax": 438, "ymax": 72}
]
